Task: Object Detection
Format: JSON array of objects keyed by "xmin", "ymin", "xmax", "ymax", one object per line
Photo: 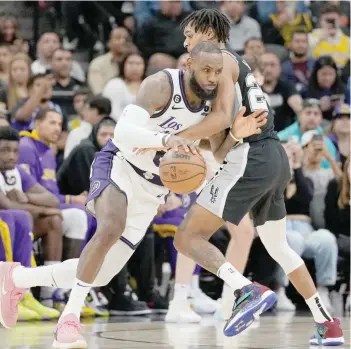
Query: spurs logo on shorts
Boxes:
[{"xmin": 210, "ymin": 185, "xmax": 219, "ymax": 203}]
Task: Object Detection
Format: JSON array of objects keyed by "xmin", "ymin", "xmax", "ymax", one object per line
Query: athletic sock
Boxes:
[
  {"xmin": 173, "ymin": 283, "xmax": 190, "ymax": 301},
  {"xmin": 13, "ymin": 264, "xmax": 57, "ymax": 289},
  {"xmin": 60, "ymin": 278, "xmax": 92, "ymax": 320},
  {"xmin": 12, "ymin": 259, "xmax": 78, "ymax": 289},
  {"xmin": 305, "ymin": 293, "xmax": 333, "ymax": 323},
  {"xmin": 217, "ymin": 262, "xmax": 251, "ymax": 290},
  {"xmin": 40, "ymin": 261, "xmax": 61, "ymax": 306}
]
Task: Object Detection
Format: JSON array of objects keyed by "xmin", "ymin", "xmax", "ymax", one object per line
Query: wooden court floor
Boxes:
[{"xmin": 1, "ymin": 313, "xmax": 350, "ymax": 349}]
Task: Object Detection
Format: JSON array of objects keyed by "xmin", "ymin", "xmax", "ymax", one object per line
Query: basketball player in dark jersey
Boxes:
[{"xmin": 173, "ymin": 9, "xmax": 344, "ymax": 346}]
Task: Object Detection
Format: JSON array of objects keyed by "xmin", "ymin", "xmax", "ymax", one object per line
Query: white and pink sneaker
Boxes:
[
  {"xmin": 0, "ymin": 262, "xmax": 27, "ymax": 328},
  {"xmin": 53, "ymin": 314, "xmax": 87, "ymax": 349}
]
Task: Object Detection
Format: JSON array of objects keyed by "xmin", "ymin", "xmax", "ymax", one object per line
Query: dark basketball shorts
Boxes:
[{"xmin": 197, "ymin": 138, "xmax": 291, "ymax": 227}]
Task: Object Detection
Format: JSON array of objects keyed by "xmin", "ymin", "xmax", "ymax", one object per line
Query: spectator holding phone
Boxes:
[
  {"xmin": 302, "ymin": 130, "xmax": 342, "ymax": 229},
  {"xmin": 278, "ymin": 99, "xmax": 338, "ymax": 168},
  {"xmin": 309, "ymin": 4, "xmax": 350, "ymax": 69},
  {"xmin": 327, "ymin": 104, "xmax": 350, "ymax": 166},
  {"xmin": 302, "ymin": 56, "xmax": 345, "ymax": 121}
]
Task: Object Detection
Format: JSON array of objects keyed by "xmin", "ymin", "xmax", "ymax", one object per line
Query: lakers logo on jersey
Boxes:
[{"xmin": 158, "ymin": 117, "xmax": 183, "ymax": 132}]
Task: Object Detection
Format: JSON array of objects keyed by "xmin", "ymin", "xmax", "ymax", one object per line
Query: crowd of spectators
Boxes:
[{"xmin": 0, "ymin": 0, "xmax": 349, "ymax": 321}]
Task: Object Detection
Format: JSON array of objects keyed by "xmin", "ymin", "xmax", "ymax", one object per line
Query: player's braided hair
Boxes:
[{"xmin": 180, "ymin": 9, "xmax": 230, "ymax": 44}]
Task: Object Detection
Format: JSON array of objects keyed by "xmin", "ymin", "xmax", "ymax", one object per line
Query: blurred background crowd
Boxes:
[{"xmin": 0, "ymin": 0, "xmax": 349, "ymax": 323}]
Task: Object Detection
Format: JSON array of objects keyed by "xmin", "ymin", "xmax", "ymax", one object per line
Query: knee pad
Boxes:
[
  {"xmin": 256, "ymin": 218, "xmax": 304, "ymax": 275},
  {"xmin": 93, "ymin": 239, "xmax": 135, "ymax": 287},
  {"xmin": 62, "ymin": 208, "xmax": 88, "ymax": 240}
]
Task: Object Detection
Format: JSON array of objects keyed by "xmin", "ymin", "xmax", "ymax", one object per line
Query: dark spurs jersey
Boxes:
[{"xmin": 221, "ymin": 48, "xmax": 278, "ymax": 143}]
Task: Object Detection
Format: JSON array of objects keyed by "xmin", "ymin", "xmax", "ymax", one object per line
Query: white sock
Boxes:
[
  {"xmin": 305, "ymin": 292, "xmax": 333, "ymax": 323},
  {"xmin": 12, "ymin": 259, "xmax": 78, "ymax": 289},
  {"xmin": 60, "ymin": 278, "xmax": 92, "ymax": 320},
  {"xmin": 173, "ymin": 283, "xmax": 190, "ymax": 301},
  {"xmin": 191, "ymin": 275, "xmax": 200, "ymax": 290},
  {"xmin": 41, "ymin": 261, "xmax": 60, "ymax": 303},
  {"xmin": 217, "ymin": 262, "xmax": 251, "ymax": 290}
]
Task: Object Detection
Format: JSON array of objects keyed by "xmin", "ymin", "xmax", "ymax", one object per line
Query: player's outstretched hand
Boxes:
[
  {"xmin": 231, "ymin": 107, "xmax": 268, "ymax": 140},
  {"xmin": 166, "ymin": 135, "xmax": 199, "ymax": 155}
]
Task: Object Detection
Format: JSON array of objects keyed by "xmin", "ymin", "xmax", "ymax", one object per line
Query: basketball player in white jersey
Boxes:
[
  {"xmin": 167, "ymin": 9, "xmax": 344, "ymax": 346},
  {"xmin": 0, "ymin": 42, "xmax": 267, "ymax": 348}
]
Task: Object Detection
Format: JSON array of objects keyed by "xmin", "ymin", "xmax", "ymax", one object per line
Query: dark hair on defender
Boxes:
[
  {"xmin": 181, "ymin": 9, "xmax": 230, "ymax": 44},
  {"xmin": 0, "ymin": 126, "xmax": 19, "ymax": 142}
]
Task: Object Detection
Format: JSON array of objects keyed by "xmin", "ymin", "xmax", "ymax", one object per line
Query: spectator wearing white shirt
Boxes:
[
  {"xmin": 221, "ymin": 1, "xmax": 261, "ymax": 55},
  {"xmin": 87, "ymin": 28, "xmax": 131, "ymax": 95},
  {"xmin": 103, "ymin": 52, "xmax": 145, "ymax": 121},
  {"xmin": 64, "ymin": 95, "xmax": 111, "ymax": 159},
  {"xmin": 31, "ymin": 32, "xmax": 85, "ymax": 83}
]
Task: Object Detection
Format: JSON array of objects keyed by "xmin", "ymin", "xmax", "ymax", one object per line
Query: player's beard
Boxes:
[{"xmin": 190, "ymin": 72, "xmax": 218, "ymax": 101}]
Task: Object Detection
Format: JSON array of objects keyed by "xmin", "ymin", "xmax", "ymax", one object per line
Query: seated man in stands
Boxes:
[
  {"xmin": 0, "ymin": 209, "xmax": 60, "ymax": 320},
  {"xmin": 16, "ymin": 110, "xmax": 96, "ymax": 314},
  {"xmin": 0, "ymin": 126, "xmax": 66, "ymax": 314},
  {"xmin": 278, "ymin": 99, "xmax": 338, "ymax": 168}
]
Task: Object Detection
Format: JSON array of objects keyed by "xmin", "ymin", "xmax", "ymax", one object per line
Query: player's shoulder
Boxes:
[
  {"xmin": 136, "ymin": 70, "xmax": 175, "ymax": 112},
  {"xmin": 139, "ymin": 70, "xmax": 173, "ymax": 99},
  {"xmin": 143, "ymin": 70, "xmax": 173, "ymax": 87}
]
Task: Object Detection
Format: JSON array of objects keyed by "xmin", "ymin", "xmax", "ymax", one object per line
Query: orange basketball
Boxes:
[{"xmin": 159, "ymin": 149, "xmax": 207, "ymax": 194}]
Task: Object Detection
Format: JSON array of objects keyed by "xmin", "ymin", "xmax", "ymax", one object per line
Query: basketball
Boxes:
[{"xmin": 159, "ymin": 149, "xmax": 207, "ymax": 194}]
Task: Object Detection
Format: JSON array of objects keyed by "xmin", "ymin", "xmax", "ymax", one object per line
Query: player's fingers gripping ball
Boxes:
[{"xmin": 160, "ymin": 149, "xmax": 207, "ymax": 194}]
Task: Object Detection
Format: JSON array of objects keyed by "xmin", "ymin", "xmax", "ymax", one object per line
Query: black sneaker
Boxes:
[
  {"xmin": 108, "ymin": 289, "xmax": 152, "ymax": 316},
  {"xmin": 145, "ymin": 291, "xmax": 169, "ymax": 313}
]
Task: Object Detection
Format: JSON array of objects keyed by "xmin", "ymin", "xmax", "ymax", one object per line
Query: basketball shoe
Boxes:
[
  {"xmin": 53, "ymin": 313, "xmax": 87, "ymax": 349},
  {"xmin": 189, "ymin": 287, "xmax": 219, "ymax": 314},
  {"xmin": 21, "ymin": 292, "xmax": 60, "ymax": 319},
  {"xmin": 223, "ymin": 282, "xmax": 276, "ymax": 337},
  {"xmin": 309, "ymin": 317, "xmax": 344, "ymax": 346},
  {"xmin": 165, "ymin": 299, "xmax": 202, "ymax": 323},
  {"xmin": 17, "ymin": 302, "xmax": 41, "ymax": 321},
  {"xmin": 0, "ymin": 262, "xmax": 27, "ymax": 328}
]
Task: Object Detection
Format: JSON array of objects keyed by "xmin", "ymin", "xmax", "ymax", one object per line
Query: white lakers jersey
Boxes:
[{"xmin": 112, "ymin": 69, "xmax": 211, "ymax": 175}]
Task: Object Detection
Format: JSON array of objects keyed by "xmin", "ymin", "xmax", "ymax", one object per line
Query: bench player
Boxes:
[
  {"xmin": 0, "ymin": 42, "xmax": 267, "ymax": 348},
  {"xmin": 171, "ymin": 9, "xmax": 344, "ymax": 346}
]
